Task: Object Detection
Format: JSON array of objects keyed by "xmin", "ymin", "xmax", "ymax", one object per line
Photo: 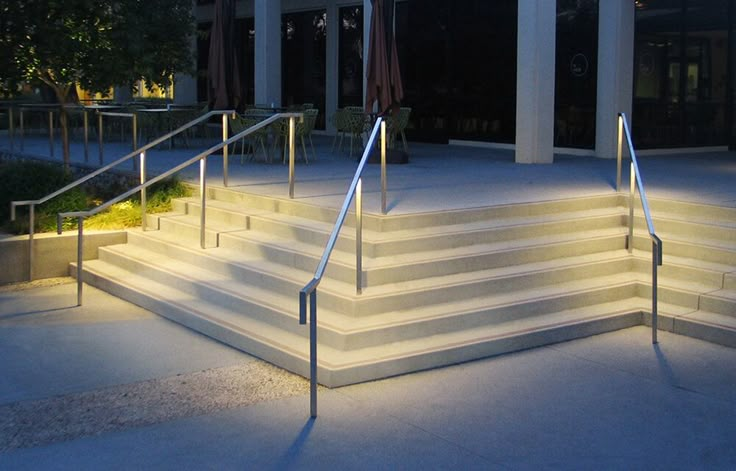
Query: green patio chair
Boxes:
[{"xmin": 230, "ymin": 114, "xmax": 269, "ymax": 163}]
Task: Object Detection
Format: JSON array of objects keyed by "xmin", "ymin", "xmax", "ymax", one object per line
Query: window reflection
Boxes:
[
  {"xmin": 633, "ymin": 0, "xmax": 730, "ymax": 148},
  {"xmin": 282, "ymin": 10, "xmax": 327, "ymax": 129}
]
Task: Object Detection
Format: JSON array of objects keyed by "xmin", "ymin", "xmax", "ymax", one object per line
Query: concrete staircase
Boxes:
[{"xmin": 76, "ymin": 187, "xmax": 736, "ymax": 386}]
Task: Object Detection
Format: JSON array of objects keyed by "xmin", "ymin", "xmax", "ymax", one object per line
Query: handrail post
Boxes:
[
  {"xmin": 98, "ymin": 111, "xmax": 104, "ymax": 165},
  {"xmin": 289, "ymin": 116, "xmax": 296, "ymax": 199},
  {"xmin": 616, "ymin": 114, "xmax": 623, "ymax": 192},
  {"xmin": 77, "ymin": 216, "xmax": 84, "ymax": 306},
  {"xmin": 140, "ymin": 151, "xmax": 147, "ymax": 231},
  {"xmin": 20, "ymin": 109, "xmax": 24, "ymax": 151},
  {"xmin": 222, "ymin": 113, "xmax": 229, "ymax": 187},
  {"xmin": 200, "ymin": 156, "xmax": 207, "ymax": 249},
  {"xmin": 356, "ymin": 178, "xmax": 363, "ymax": 294},
  {"xmin": 9, "ymin": 106, "xmax": 15, "ymax": 151},
  {"xmin": 628, "ymin": 162, "xmax": 635, "ymax": 253},
  {"xmin": 83, "ymin": 110, "xmax": 89, "ymax": 163},
  {"xmin": 28, "ymin": 204, "xmax": 35, "ymax": 281},
  {"xmin": 48, "ymin": 110, "xmax": 54, "ymax": 158},
  {"xmin": 652, "ymin": 239, "xmax": 659, "ymax": 344},
  {"xmin": 309, "ymin": 290, "xmax": 317, "ymax": 418},
  {"xmin": 381, "ymin": 120, "xmax": 387, "ymax": 215}
]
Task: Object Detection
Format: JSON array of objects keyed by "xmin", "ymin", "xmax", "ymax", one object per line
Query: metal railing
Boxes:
[
  {"xmin": 617, "ymin": 112, "xmax": 663, "ymax": 344},
  {"xmin": 56, "ymin": 111, "xmax": 302, "ymax": 306},
  {"xmin": 1, "ymin": 104, "xmax": 58, "ymax": 157},
  {"xmin": 298, "ymin": 117, "xmax": 388, "ymax": 418},
  {"xmin": 96, "ymin": 111, "xmax": 138, "ymax": 166},
  {"xmin": 10, "ymin": 110, "xmax": 302, "ymax": 284}
]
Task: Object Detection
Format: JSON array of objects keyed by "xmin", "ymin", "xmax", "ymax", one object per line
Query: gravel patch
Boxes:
[
  {"xmin": 0, "ymin": 277, "xmax": 74, "ymax": 293},
  {"xmin": 0, "ymin": 362, "xmax": 311, "ymax": 452}
]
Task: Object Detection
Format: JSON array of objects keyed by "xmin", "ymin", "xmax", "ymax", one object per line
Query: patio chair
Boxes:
[
  {"xmin": 274, "ymin": 108, "xmax": 319, "ymax": 164},
  {"xmin": 331, "ymin": 108, "xmax": 350, "ymax": 153},
  {"xmin": 230, "ymin": 114, "xmax": 269, "ymax": 163},
  {"xmin": 386, "ymin": 107, "xmax": 411, "ymax": 153},
  {"xmin": 343, "ymin": 106, "xmax": 369, "ymax": 158}
]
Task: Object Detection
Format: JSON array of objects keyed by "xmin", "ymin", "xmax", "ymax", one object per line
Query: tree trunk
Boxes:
[{"xmin": 51, "ymin": 85, "xmax": 71, "ymax": 173}]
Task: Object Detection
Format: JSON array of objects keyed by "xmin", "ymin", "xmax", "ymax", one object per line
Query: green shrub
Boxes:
[
  {"xmin": 0, "ymin": 161, "xmax": 88, "ymax": 233},
  {"xmin": 1, "ymin": 160, "xmax": 191, "ymax": 234}
]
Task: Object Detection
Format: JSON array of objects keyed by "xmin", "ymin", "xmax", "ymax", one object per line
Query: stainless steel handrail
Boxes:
[
  {"xmin": 55, "ymin": 111, "xmax": 303, "ymax": 307},
  {"xmin": 97, "ymin": 111, "xmax": 138, "ymax": 166},
  {"xmin": 617, "ymin": 112, "xmax": 663, "ymax": 344},
  {"xmin": 298, "ymin": 117, "xmax": 387, "ymax": 418},
  {"xmin": 10, "ymin": 109, "xmax": 235, "ymax": 280}
]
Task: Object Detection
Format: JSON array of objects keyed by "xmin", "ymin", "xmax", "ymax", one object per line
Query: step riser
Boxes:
[
  {"xmin": 635, "ymin": 216, "xmax": 735, "ymax": 244},
  {"xmin": 699, "ymin": 295, "xmax": 736, "ymax": 318},
  {"xmin": 648, "ymin": 198, "xmax": 736, "ymax": 221},
  {"xmin": 634, "ymin": 237, "xmax": 736, "ymax": 266},
  {"xmin": 371, "ymin": 215, "xmax": 625, "ymax": 258},
  {"xmin": 173, "ymin": 200, "xmax": 253, "ymax": 228},
  {"xmin": 326, "ymin": 312, "xmax": 643, "ymax": 387},
  {"xmin": 654, "ymin": 313, "xmax": 736, "ymax": 349},
  {"xmin": 353, "ymin": 258, "xmax": 632, "ymax": 316},
  {"xmin": 153, "ymin": 216, "xmax": 226, "ymax": 248},
  {"xmin": 632, "ymin": 257, "xmax": 725, "ymax": 290},
  {"xmin": 341, "ymin": 284, "xmax": 640, "ymax": 350}
]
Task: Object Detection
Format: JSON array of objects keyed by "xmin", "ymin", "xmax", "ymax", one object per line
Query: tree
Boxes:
[{"xmin": 0, "ymin": 0, "xmax": 195, "ymax": 170}]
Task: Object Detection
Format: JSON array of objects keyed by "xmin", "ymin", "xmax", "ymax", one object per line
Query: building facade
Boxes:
[{"xmin": 178, "ymin": 0, "xmax": 736, "ymax": 162}]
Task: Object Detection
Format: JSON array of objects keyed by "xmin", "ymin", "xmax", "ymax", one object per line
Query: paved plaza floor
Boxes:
[
  {"xmin": 1, "ymin": 282, "xmax": 736, "ymax": 470},
  {"xmin": 1, "ymin": 132, "xmax": 736, "ymax": 469}
]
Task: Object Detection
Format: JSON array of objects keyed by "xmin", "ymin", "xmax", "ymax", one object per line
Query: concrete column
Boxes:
[
  {"xmin": 515, "ymin": 0, "xmax": 556, "ymax": 164},
  {"xmin": 595, "ymin": 0, "xmax": 635, "ymax": 159},
  {"xmin": 326, "ymin": 0, "xmax": 339, "ymax": 133},
  {"xmin": 363, "ymin": 0, "xmax": 372, "ymax": 111},
  {"xmin": 255, "ymin": 0, "xmax": 281, "ymax": 107}
]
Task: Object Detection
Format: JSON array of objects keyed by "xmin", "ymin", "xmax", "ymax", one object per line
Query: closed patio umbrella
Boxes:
[
  {"xmin": 365, "ymin": 0, "xmax": 403, "ymax": 116},
  {"xmin": 207, "ymin": 0, "xmax": 242, "ymax": 110}
]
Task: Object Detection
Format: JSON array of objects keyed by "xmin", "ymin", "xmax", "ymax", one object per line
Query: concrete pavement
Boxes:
[{"xmin": 1, "ymin": 282, "xmax": 735, "ymax": 469}]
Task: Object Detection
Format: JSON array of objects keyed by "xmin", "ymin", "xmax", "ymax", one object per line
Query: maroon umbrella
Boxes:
[
  {"xmin": 207, "ymin": 0, "xmax": 242, "ymax": 110},
  {"xmin": 365, "ymin": 0, "xmax": 403, "ymax": 116}
]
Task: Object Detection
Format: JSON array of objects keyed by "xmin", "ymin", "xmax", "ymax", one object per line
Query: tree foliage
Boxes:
[
  {"xmin": 1, "ymin": 0, "xmax": 195, "ymax": 98},
  {"xmin": 0, "ymin": 0, "xmax": 195, "ymax": 167}
]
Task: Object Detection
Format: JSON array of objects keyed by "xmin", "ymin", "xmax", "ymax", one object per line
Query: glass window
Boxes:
[
  {"xmin": 282, "ymin": 10, "xmax": 327, "ymax": 129},
  {"xmin": 555, "ymin": 0, "xmax": 599, "ymax": 149},
  {"xmin": 395, "ymin": 0, "xmax": 518, "ymax": 144},
  {"xmin": 339, "ymin": 6, "xmax": 364, "ymax": 108},
  {"xmin": 633, "ymin": 0, "xmax": 731, "ymax": 148}
]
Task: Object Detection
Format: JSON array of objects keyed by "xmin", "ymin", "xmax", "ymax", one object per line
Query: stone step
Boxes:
[
  {"xmin": 178, "ymin": 196, "xmax": 626, "ymax": 257},
  {"xmin": 665, "ymin": 310, "xmax": 736, "ymax": 349},
  {"xmin": 76, "ymin": 257, "xmax": 648, "ymax": 387}
]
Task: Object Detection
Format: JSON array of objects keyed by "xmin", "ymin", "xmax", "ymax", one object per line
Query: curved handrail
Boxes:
[
  {"xmin": 298, "ymin": 116, "xmax": 385, "ymax": 418},
  {"xmin": 617, "ymin": 112, "xmax": 663, "ymax": 344}
]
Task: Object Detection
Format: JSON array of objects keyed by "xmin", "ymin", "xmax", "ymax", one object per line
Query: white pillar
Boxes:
[
  {"xmin": 596, "ymin": 0, "xmax": 635, "ymax": 159},
  {"xmin": 255, "ymin": 0, "xmax": 281, "ymax": 107},
  {"xmin": 326, "ymin": 0, "xmax": 339, "ymax": 133},
  {"xmin": 515, "ymin": 0, "xmax": 556, "ymax": 164}
]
